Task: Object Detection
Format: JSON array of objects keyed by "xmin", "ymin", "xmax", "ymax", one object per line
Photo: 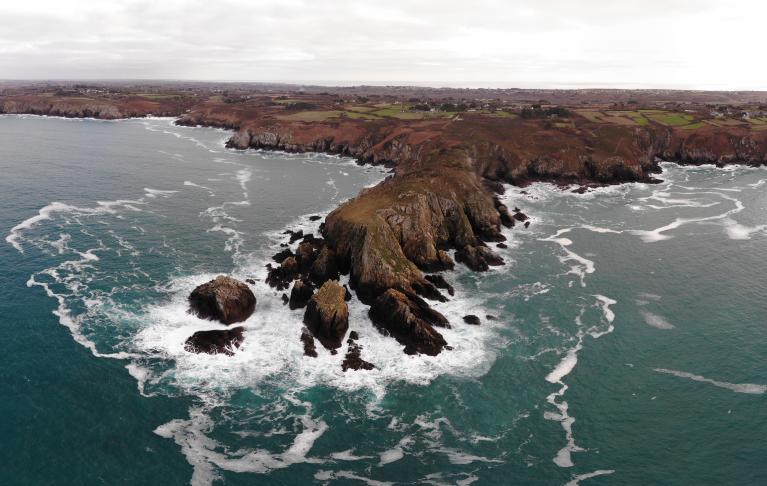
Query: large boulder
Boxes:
[
  {"xmin": 189, "ymin": 276, "xmax": 256, "ymax": 324},
  {"xmin": 184, "ymin": 327, "xmax": 245, "ymax": 356},
  {"xmin": 289, "ymin": 278, "xmax": 315, "ymax": 310},
  {"xmin": 368, "ymin": 289, "xmax": 449, "ymax": 356},
  {"xmin": 310, "ymin": 246, "xmax": 340, "ymax": 284},
  {"xmin": 303, "ymin": 281, "xmax": 349, "ymax": 350}
]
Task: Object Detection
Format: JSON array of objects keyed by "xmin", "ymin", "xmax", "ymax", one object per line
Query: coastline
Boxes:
[{"xmin": 4, "ymin": 102, "xmax": 767, "ymax": 356}]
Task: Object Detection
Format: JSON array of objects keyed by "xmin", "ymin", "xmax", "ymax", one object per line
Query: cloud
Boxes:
[{"xmin": 0, "ymin": 0, "xmax": 764, "ymax": 89}]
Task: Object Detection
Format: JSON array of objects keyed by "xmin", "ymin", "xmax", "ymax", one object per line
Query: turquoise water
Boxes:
[{"xmin": 1, "ymin": 116, "xmax": 765, "ymax": 485}]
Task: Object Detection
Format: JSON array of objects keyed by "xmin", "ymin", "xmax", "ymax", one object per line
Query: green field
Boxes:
[
  {"xmin": 277, "ymin": 110, "xmax": 342, "ymax": 121},
  {"xmin": 644, "ymin": 112, "xmax": 695, "ymax": 127}
]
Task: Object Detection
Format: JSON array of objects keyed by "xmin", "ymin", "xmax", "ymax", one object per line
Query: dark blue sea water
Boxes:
[{"xmin": 1, "ymin": 116, "xmax": 765, "ymax": 485}]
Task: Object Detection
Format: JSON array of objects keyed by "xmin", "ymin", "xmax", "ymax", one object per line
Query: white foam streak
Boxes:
[
  {"xmin": 654, "ymin": 368, "xmax": 767, "ymax": 394},
  {"xmin": 155, "ymin": 404, "xmax": 328, "ymax": 485},
  {"xmin": 564, "ymin": 469, "xmax": 616, "ymax": 486},
  {"xmin": 640, "ymin": 310, "xmax": 674, "ymax": 330},
  {"xmin": 545, "ymin": 296, "xmax": 617, "ymax": 469}
]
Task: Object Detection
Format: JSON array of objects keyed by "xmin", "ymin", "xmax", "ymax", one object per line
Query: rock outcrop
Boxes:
[
  {"xmin": 289, "ymin": 278, "xmax": 315, "ymax": 310},
  {"xmin": 303, "ymin": 281, "xmax": 349, "ymax": 350},
  {"xmin": 188, "ymin": 276, "xmax": 256, "ymax": 324},
  {"xmin": 342, "ymin": 332, "xmax": 375, "ymax": 371},
  {"xmin": 184, "ymin": 327, "xmax": 245, "ymax": 356},
  {"xmin": 368, "ymin": 289, "xmax": 449, "ymax": 356}
]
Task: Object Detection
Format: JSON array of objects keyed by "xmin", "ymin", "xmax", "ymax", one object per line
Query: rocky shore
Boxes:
[{"xmin": 5, "ymin": 89, "xmax": 767, "ymax": 363}]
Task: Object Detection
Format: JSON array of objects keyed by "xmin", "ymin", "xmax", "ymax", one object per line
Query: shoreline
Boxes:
[{"xmin": 5, "ymin": 104, "xmax": 767, "ymax": 357}]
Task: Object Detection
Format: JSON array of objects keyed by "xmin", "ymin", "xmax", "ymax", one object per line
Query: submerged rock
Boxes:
[
  {"xmin": 303, "ymin": 281, "xmax": 349, "ymax": 350},
  {"xmin": 184, "ymin": 326, "xmax": 245, "ymax": 356},
  {"xmin": 463, "ymin": 314, "xmax": 481, "ymax": 325},
  {"xmin": 368, "ymin": 289, "xmax": 449, "ymax": 356},
  {"xmin": 188, "ymin": 276, "xmax": 256, "ymax": 324}
]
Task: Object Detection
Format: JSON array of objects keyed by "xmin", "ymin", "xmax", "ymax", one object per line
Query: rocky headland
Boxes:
[{"xmin": 5, "ymin": 84, "xmax": 767, "ymax": 362}]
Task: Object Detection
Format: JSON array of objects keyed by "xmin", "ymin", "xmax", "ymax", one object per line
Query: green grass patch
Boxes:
[
  {"xmin": 342, "ymin": 111, "xmax": 380, "ymax": 120},
  {"xmin": 679, "ymin": 122, "xmax": 704, "ymax": 130},
  {"xmin": 646, "ymin": 112, "xmax": 695, "ymax": 127},
  {"xmin": 277, "ymin": 110, "xmax": 342, "ymax": 122}
]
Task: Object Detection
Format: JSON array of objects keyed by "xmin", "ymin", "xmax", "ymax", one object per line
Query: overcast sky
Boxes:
[{"xmin": 0, "ymin": 0, "xmax": 764, "ymax": 89}]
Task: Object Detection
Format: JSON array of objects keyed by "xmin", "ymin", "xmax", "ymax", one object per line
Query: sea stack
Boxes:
[
  {"xmin": 188, "ymin": 275, "xmax": 256, "ymax": 324},
  {"xmin": 303, "ymin": 280, "xmax": 349, "ymax": 350}
]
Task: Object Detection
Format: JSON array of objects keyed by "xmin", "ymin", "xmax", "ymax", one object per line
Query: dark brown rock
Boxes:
[
  {"xmin": 300, "ymin": 327, "xmax": 318, "ymax": 357},
  {"xmin": 463, "ymin": 314, "xmax": 481, "ymax": 325},
  {"xmin": 296, "ymin": 241, "xmax": 318, "ymax": 273},
  {"xmin": 342, "ymin": 340, "xmax": 375, "ymax": 371},
  {"xmin": 455, "ymin": 245, "xmax": 504, "ymax": 271},
  {"xmin": 272, "ymin": 248, "xmax": 294, "ymax": 263},
  {"xmin": 188, "ymin": 276, "xmax": 256, "ymax": 324},
  {"xmin": 496, "ymin": 242, "xmax": 507, "ymax": 249},
  {"xmin": 184, "ymin": 326, "xmax": 244, "ymax": 356},
  {"xmin": 424, "ymin": 274, "xmax": 455, "ymax": 297},
  {"xmin": 303, "ymin": 281, "xmax": 349, "ymax": 350},
  {"xmin": 343, "ymin": 285, "xmax": 353, "ymax": 301},
  {"xmin": 310, "ymin": 246, "xmax": 340, "ymax": 284},
  {"xmin": 265, "ymin": 257, "xmax": 299, "ymax": 290},
  {"xmin": 368, "ymin": 289, "xmax": 449, "ymax": 356},
  {"xmin": 309, "ymin": 215, "xmax": 322, "ymax": 221},
  {"xmin": 289, "ymin": 279, "xmax": 315, "ymax": 310}
]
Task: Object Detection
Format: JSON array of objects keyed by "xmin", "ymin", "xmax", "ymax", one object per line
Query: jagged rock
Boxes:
[
  {"xmin": 513, "ymin": 211, "xmax": 529, "ymax": 222},
  {"xmin": 342, "ymin": 335, "xmax": 375, "ymax": 372},
  {"xmin": 300, "ymin": 327, "xmax": 318, "ymax": 357},
  {"xmin": 455, "ymin": 245, "xmax": 504, "ymax": 271},
  {"xmin": 282, "ymin": 293, "xmax": 289, "ymax": 305},
  {"xmin": 310, "ymin": 246, "xmax": 339, "ymax": 284},
  {"xmin": 412, "ymin": 280, "xmax": 447, "ymax": 302},
  {"xmin": 188, "ymin": 276, "xmax": 256, "ymax": 324},
  {"xmin": 424, "ymin": 274, "xmax": 454, "ymax": 296},
  {"xmin": 296, "ymin": 241, "xmax": 319, "ymax": 273},
  {"xmin": 303, "ymin": 281, "xmax": 349, "ymax": 350},
  {"xmin": 287, "ymin": 229, "xmax": 304, "ymax": 243},
  {"xmin": 265, "ymin": 257, "xmax": 299, "ymax": 290},
  {"xmin": 289, "ymin": 279, "xmax": 315, "ymax": 310},
  {"xmin": 245, "ymin": 278, "xmax": 256, "ymax": 285},
  {"xmin": 309, "ymin": 215, "xmax": 322, "ymax": 221},
  {"xmin": 463, "ymin": 314, "xmax": 481, "ymax": 325},
  {"xmin": 524, "ymin": 221, "xmax": 530, "ymax": 228},
  {"xmin": 272, "ymin": 248, "xmax": 294, "ymax": 263},
  {"xmin": 184, "ymin": 327, "xmax": 244, "ymax": 356},
  {"xmin": 486, "ymin": 314, "xmax": 497, "ymax": 321},
  {"xmin": 343, "ymin": 285, "xmax": 353, "ymax": 301},
  {"xmin": 368, "ymin": 289, "xmax": 449, "ymax": 356},
  {"xmin": 496, "ymin": 242, "xmax": 508, "ymax": 249}
]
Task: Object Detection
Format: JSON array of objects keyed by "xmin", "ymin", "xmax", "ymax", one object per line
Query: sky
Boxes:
[{"xmin": 0, "ymin": 0, "xmax": 764, "ymax": 89}]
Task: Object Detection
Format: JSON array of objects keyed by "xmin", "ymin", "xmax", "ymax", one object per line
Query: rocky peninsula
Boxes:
[{"xmin": 4, "ymin": 82, "xmax": 767, "ymax": 361}]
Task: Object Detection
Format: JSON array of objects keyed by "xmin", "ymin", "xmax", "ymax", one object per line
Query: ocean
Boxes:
[{"xmin": 1, "ymin": 115, "xmax": 765, "ymax": 485}]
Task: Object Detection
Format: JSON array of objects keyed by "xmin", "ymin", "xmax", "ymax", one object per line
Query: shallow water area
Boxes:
[{"xmin": 2, "ymin": 117, "xmax": 766, "ymax": 485}]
